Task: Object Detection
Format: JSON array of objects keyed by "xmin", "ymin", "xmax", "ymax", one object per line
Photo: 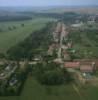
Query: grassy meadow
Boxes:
[{"xmin": 0, "ymin": 17, "xmax": 55, "ymax": 53}]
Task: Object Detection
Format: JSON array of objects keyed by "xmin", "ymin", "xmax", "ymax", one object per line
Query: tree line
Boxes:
[
  {"xmin": 6, "ymin": 22, "xmax": 54, "ymax": 61},
  {"xmin": 0, "ymin": 15, "xmax": 32, "ymax": 22}
]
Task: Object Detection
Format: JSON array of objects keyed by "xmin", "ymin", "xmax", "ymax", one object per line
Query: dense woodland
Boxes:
[
  {"xmin": 0, "ymin": 15, "xmax": 32, "ymax": 22},
  {"xmin": 32, "ymin": 62, "xmax": 72, "ymax": 85}
]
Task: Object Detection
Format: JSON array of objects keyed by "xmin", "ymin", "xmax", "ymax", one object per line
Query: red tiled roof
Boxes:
[
  {"xmin": 80, "ymin": 65, "xmax": 93, "ymax": 72},
  {"xmin": 64, "ymin": 62, "xmax": 80, "ymax": 69}
]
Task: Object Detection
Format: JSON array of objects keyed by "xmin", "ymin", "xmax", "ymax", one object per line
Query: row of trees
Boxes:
[
  {"xmin": 0, "ymin": 15, "xmax": 32, "ymax": 22},
  {"xmin": 5, "ymin": 22, "xmax": 53, "ymax": 62},
  {"xmin": 0, "ymin": 24, "xmax": 25, "ymax": 33}
]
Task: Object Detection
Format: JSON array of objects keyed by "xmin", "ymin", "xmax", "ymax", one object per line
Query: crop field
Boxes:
[
  {"xmin": 0, "ymin": 17, "xmax": 55, "ymax": 53},
  {"xmin": 75, "ymin": 84, "xmax": 98, "ymax": 100}
]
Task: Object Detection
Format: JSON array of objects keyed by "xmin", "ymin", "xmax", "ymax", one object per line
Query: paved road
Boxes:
[
  {"xmin": 57, "ymin": 23, "xmax": 68, "ymax": 59},
  {"xmin": 53, "ymin": 22, "xmax": 62, "ymax": 42}
]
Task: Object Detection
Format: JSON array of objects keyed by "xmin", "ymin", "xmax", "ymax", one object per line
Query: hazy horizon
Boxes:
[{"xmin": 0, "ymin": 0, "xmax": 98, "ymax": 7}]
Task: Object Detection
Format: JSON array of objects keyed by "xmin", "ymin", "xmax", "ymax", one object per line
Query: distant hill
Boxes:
[
  {"xmin": 40, "ymin": 6, "xmax": 98, "ymax": 14},
  {"xmin": 0, "ymin": 6, "xmax": 98, "ymax": 16}
]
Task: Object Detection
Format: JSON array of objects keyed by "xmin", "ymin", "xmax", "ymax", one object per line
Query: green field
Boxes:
[
  {"xmin": 68, "ymin": 25, "xmax": 98, "ymax": 59},
  {"xmin": 0, "ymin": 76, "xmax": 98, "ymax": 100},
  {"xmin": 20, "ymin": 77, "xmax": 80, "ymax": 100},
  {"xmin": 0, "ymin": 17, "xmax": 55, "ymax": 53},
  {"xmin": 0, "ymin": 77, "xmax": 81, "ymax": 100}
]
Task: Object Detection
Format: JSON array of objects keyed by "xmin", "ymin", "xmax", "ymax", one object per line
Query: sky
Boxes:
[{"xmin": 0, "ymin": 0, "xmax": 98, "ymax": 6}]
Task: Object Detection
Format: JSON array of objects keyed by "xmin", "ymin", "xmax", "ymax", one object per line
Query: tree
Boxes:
[
  {"xmin": 8, "ymin": 27, "xmax": 12, "ymax": 31},
  {"xmin": 33, "ymin": 62, "xmax": 71, "ymax": 85},
  {"xmin": 0, "ymin": 53, "xmax": 5, "ymax": 59},
  {"xmin": 21, "ymin": 24, "xmax": 24, "ymax": 27},
  {"xmin": 13, "ymin": 26, "xmax": 16, "ymax": 29},
  {"xmin": 0, "ymin": 28, "xmax": 3, "ymax": 32},
  {"xmin": 7, "ymin": 46, "xmax": 23, "ymax": 66},
  {"xmin": 41, "ymin": 69, "xmax": 64, "ymax": 85}
]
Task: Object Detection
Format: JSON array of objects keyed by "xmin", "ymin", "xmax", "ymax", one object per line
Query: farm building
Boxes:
[
  {"xmin": 80, "ymin": 64, "xmax": 95, "ymax": 73},
  {"xmin": 64, "ymin": 61, "xmax": 96, "ymax": 73},
  {"xmin": 64, "ymin": 62, "xmax": 80, "ymax": 69}
]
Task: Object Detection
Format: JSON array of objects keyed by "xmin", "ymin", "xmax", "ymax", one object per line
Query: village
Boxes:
[
  {"xmin": 0, "ymin": 18, "xmax": 98, "ymax": 96},
  {"xmin": 48, "ymin": 21, "xmax": 98, "ymax": 85}
]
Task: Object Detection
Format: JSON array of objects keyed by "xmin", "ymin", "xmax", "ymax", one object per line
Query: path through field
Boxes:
[{"xmin": 72, "ymin": 84, "xmax": 86, "ymax": 100}]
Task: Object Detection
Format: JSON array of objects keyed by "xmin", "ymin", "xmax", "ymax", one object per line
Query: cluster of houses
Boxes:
[
  {"xmin": 0, "ymin": 63, "xmax": 19, "ymax": 87},
  {"xmin": 48, "ymin": 43, "xmax": 59, "ymax": 56},
  {"xmin": 48, "ymin": 21, "xmax": 98, "ymax": 85},
  {"xmin": 8, "ymin": 74, "xmax": 18, "ymax": 86},
  {"xmin": 71, "ymin": 14, "xmax": 98, "ymax": 28},
  {"xmin": 0, "ymin": 63, "xmax": 17, "ymax": 79},
  {"xmin": 64, "ymin": 61, "xmax": 96, "ymax": 78},
  {"xmin": 63, "ymin": 60, "xmax": 98, "ymax": 85}
]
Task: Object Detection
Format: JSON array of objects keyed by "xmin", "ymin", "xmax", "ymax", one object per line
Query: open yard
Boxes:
[{"xmin": 0, "ymin": 17, "xmax": 55, "ymax": 53}]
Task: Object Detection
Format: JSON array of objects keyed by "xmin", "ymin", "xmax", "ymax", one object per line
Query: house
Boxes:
[
  {"xmin": 80, "ymin": 65, "xmax": 94, "ymax": 73},
  {"xmin": 64, "ymin": 62, "xmax": 80, "ymax": 69},
  {"xmin": 64, "ymin": 53, "xmax": 70, "ymax": 60},
  {"xmin": 47, "ymin": 45, "xmax": 54, "ymax": 55},
  {"xmin": 0, "ymin": 73, "xmax": 5, "ymax": 77},
  {"xmin": 48, "ymin": 43, "xmax": 59, "ymax": 55},
  {"xmin": 93, "ymin": 60, "xmax": 98, "ymax": 70},
  {"xmin": 80, "ymin": 62, "xmax": 96, "ymax": 73},
  {"xmin": 67, "ymin": 42, "xmax": 73, "ymax": 48},
  {"xmin": 9, "ymin": 75, "xmax": 18, "ymax": 86},
  {"xmin": 64, "ymin": 60, "xmax": 97, "ymax": 81},
  {"xmin": 9, "ymin": 79, "xmax": 18, "ymax": 86},
  {"xmin": 5, "ymin": 66, "xmax": 10, "ymax": 71},
  {"xmin": 71, "ymin": 22, "xmax": 84, "ymax": 28},
  {"xmin": 53, "ymin": 58, "xmax": 63, "ymax": 64},
  {"xmin": 61, "ymin": 45, "xmax": 68, "ymax": 50},
  {"xmin": 33, "ymin": 55, "xmax": 42, "ymax": 61},
  {"xmin": 80, "ymin": 64, "xmax": 95, "ymax": 79},
  {"xmin": 62, "ymin": 50, "xmax": 69, "ymax": 60}
]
